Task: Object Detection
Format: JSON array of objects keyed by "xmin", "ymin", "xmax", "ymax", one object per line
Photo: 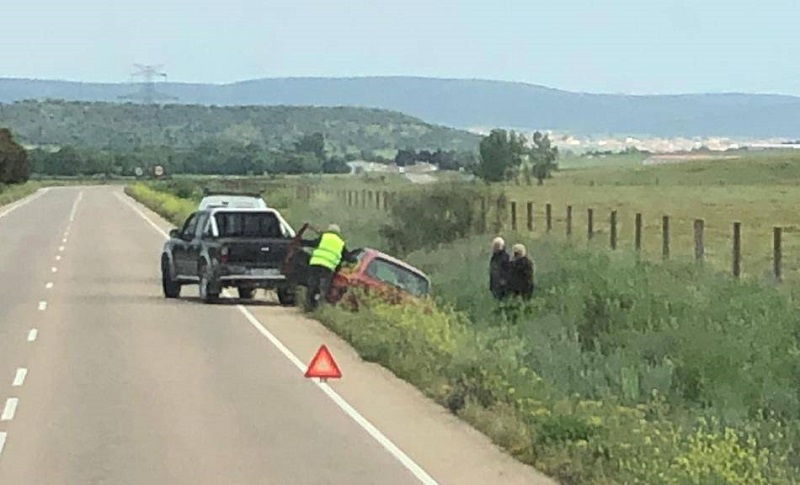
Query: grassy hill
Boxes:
[
  {"xmin": 0, "ymin": 99, "xmax": 480, "ymax": 153},
  {"xmin": 2, "ymin": 76, "xmax": 800, "ymax": 137}
]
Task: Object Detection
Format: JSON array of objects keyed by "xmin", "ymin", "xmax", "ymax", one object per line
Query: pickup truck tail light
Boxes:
[{"xmin": 219, "ymin": 246, "xmax": 229, "ymax": 264}]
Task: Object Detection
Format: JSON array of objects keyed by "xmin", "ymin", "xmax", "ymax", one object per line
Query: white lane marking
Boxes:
[
  {"xmin": 59, "ymin": 246, "xmax": 65, "ymax": 252},
  {"xmin": 13, "ymin": 368, "xmax": 27, "ymax": 387},
  {"xmin": 117, "ymin": 190, "xmax": 440, "ymax": 485},
  {"xmin": 62, "ymin": 238, "xmax": 67, "ymax": 243},
  {"xmin": 68, "ymin": 190, "xmax": 83, "ymax": 222},
  {"xmin": 0, "ymin": 188, "xmax": 49, "ymax": 221},
  {"xmin": 46, "ymin": 282, "xmax": 53, "ymax": 289},
  {"xmin": 1, "ymin": 399, "xmax": 18, "ymax": 421},
  {"xmin": 0, "ymin": 432, "xmax": 6, "ymax": 457},
  {"xmin": 56, "ymin": 255, "xmax": 62, "ymax": 261},
  {"xmin": 27, "ymin": 329, "xmax": 38, "ymax": 342},
  {"xmin": 38, "ymin": 301, "xmax": 47, "ymax": 311},
  {"xmin": 51, "ymin": 267, "xmax": 58, "ymax": 273}
]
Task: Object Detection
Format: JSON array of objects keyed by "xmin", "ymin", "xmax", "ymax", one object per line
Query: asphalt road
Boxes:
[{"xmin": 0, "ymin": 186, "xmax": 556, "ymax": 485}]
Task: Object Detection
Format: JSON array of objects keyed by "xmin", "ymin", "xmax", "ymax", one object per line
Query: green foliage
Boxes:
[
  {"xmin": 2, "ymin": 100, "xmax": 479, "ymax": 153},
  {"xmin": 124, "ymin": 183, "xmax": 195, "ymax": 226},
  {"xmin": 0, "ymin": 181, "xmax": 39, "ymax": 206},
  {"xmin": 476, "ymin": 129, "xmax": 526, "ymax": 182},
  {"xmin": 0, "ymin": 128, "xmax": 31, "ymax": 184},
  {"xmin": 378, "ymin": 183, "xmax": 497, "ymax": 256},
  {"xmin": 530, "ymin": 131, "xmax": 559, "ymax": 185}
]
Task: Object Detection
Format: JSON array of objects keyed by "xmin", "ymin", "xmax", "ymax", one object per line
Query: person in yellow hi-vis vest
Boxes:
[{"xmin": 300, "ymin": 224, "xmax": 355, "ymax": 310}]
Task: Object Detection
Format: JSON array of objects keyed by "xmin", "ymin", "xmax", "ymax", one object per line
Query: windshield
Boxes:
[
  {"xmin": 364, "ymin": 257, "xmax": 429, "ymax": 297},
  {"xmin": 213, "ymin": 211, "xmax": 285, "ymax": 238}
]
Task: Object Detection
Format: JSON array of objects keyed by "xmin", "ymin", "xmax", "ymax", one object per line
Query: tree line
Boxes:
[
  {"xmin": 475, "ymin": 129, "xmax": 559, "ymax": 184},
  {"xmin": 0, "ymin": 128, "xmax": 30, "ymax": 184}
]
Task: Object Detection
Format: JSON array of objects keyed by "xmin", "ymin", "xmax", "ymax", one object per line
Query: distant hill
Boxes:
[
  {"xmin": 2, "ymin": 76, "xmax": 800, "ymax": 138},
  {"xmin": 0, "ymin": 100, "xmax": 479, "ymax": 153}
]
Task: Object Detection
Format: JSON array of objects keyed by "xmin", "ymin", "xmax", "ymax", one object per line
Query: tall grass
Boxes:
[{"xmin": 0, "ymin": 182, "xmax": 41, "ymax": 206}]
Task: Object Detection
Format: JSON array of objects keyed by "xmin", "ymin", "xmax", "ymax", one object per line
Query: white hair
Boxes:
[
  {"xmin": 492, "ymin": 237, "xmax": 505, "ymax": 251},
  {"xmin": 512, "ymin": 243, "xmax": 526, "ymax": 258}
]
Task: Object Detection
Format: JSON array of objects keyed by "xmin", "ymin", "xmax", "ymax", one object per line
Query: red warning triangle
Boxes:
[{"xmin": 304, "ymin": 345, "xmax": 342, "ymax": 379}]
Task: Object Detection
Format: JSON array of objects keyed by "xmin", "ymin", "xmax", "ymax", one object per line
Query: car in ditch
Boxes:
[
  {"xmin": 282, "ymin": 224, "xmax": 431, "ymax": 306},
  {"xmin": 161, "ymin": 207, "xmax": 298, "ymax": 304}
]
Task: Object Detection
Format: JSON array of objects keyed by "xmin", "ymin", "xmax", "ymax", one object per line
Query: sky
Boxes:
[{"xmin": 3, "ymin": 0, "xmax": 799, "ymax": 95}]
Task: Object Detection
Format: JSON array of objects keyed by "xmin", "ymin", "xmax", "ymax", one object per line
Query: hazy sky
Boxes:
[{"xmin": 3, "ymin": 0, "xmax": 799, "ymax": 94}]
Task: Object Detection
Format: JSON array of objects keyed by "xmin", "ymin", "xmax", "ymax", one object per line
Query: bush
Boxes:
[
  {"xmin": 125, "ymin": 183, "xmax": 195, "ymax": 226},
  {"xmin": 378, "ymin": 182, "xmax": 504, "ymax": 255}
]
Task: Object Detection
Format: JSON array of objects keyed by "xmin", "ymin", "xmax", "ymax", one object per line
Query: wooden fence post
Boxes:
[
  {"xmin": 354, "ymin": 190, "xmax": 359, "ymax": 207},
  {"xmin": 635, "ymin": 213, "xmax": 642, "ymax": 253},
  {"xmin": 774, "ymin": 227, "xmax": 782, "ymax": 282},
  {"xmin": 546, "ymin": 203, "xmax": 552, "ymax": 233},
  {"xmin": 610, "ymin": 210, "xmax": 617, "ymax": 250},
  {"xmin": 694, "ymin": 219, "xmax": 705, "ymax": 263},
  {"xmin": 348, "ymin": 191, "xmax": 353, "ymax": 207},
  {"xmin": 383, "ymin": 191, "xmax": 389, "ymax": 211},
  {"xmin": 480, "ymin": 197, "xmax": 487, "ymax": 233},
  {"xmin": 526, "ymin": 202, "xmax": 533, "ymax": 231},
  {"xmin": 732, "ymin": 222, "xmax": 741, "ymax": 278},
  {"xmin": 511, "ymin": 202, "xmax": 517, "ymax": 231},
  {"xmin": 376, "ymin": 191, "xmax": 381, "ymax": 210},
  {"xmin": 566, "ymin": 206, "xmax": 572, "ymax": 237},
  {"xmin": 368, "ymin": 190, "xmax": 373, "ymax": 206},
  {"xmin": 361, "ymin": 189, "xmax": 367, "ymax": 208},
  {"xmin": 587, "ymin": 208, "xmax": 594, "ymax": 241},
  {"xmin": 662, "ymin": 215, "xmax": 670, "ymax": 260}
]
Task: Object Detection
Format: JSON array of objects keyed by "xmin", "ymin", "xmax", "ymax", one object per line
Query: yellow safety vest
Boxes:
[{"xmin": 309, "ymin": 232, "xmax": 345, "ymax": 270}]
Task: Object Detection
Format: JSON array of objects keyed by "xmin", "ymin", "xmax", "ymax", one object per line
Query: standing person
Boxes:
[
  {"xmin": 301, "ymin": 223, "xmax": 353, "ymax": 311},
  {"xmin": 507, "ymin": 243, "xmax": 534, "ymax": 300},
  {"xmin": 489, "ymin": 236, "xmax": 510, "ymax": 300}
]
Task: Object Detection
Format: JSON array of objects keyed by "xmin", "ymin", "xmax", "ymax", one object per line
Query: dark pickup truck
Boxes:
[{"xmin": 160, "ymin": 207, "xmax": 300, "ymax": 304}]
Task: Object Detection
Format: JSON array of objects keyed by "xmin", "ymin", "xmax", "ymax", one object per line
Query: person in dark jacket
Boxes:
[
  {"xmin": 506, "ymin": 243, "xmax": 534, "ymax": 300},
  {"xmin": 489, "ymin": 236, "xmax": 510, "ymax": 300}
]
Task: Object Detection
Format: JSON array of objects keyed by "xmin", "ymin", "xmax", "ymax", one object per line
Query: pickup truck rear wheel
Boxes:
[
  {"xmin": 277, "ymin": 286, "xmax": 296, "ymax": 306},
  {"xmin": 198, "ymin": 263, "xmax": 221, "ymax": 304},
  {"xmin": 161, "ymin": 256, "xmax": 181, "ymax": 299}
]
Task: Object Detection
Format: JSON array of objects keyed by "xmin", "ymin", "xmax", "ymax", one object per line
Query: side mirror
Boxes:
[{"xmin": 169, "ymin": 229, "xmax": 180, "ymax": 239}]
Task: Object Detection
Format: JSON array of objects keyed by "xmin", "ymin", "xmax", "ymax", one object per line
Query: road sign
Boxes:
[
  {"xmin": 153, "ymin": 165, "xmax": 165, "ymax": 177},
  {"xmin": 134, "ymin": 167, "xmax": 144, "ymax": 177},
  {"xmin": 304, "ymin": 345, "xmax": 342, "ymax": 381}
]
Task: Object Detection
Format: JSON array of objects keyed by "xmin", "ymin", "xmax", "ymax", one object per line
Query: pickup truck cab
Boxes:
[
  {"xmin": 161, "ymin": 207, "xmax": 298, "ymax": 304},
  {"xmin": 198, "ymin": 193, "xmax": 268, "ymax": 210}
]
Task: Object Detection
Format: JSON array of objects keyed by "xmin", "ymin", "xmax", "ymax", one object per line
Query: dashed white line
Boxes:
[
  {"xmin": 12, "ymin": 368, "xmax": 27, "ymax": 387},
  {"xmin": 0, "ymin": 432, "xmax": 6, "ymax": 457},
  {"xmin": 58, "ymin": 246, "xmax": 65, "ymax": 252},
  {"xmin": 46, "ymin": 282, "xmax": 53, "ymax": 289},
  {"xmin": 116, "ymin": 190, "xmax": 440, "ymax": 485},
  {"xmin": 38, "ymin": 301, "xmax": 47, "ymax": 311},
  {"xmin": 27, "ymin": 329, "xmax": 38, "ymax": 342},
  {"xmin": 1, "ymin": 398, "xmax": 18, "ymax": 421},
  {"xmin": 68, "ymin": 190, "xmax": 83, "ymax": 222},
  {"xmin": 51, "ymin": 267, "xmax": 58, "ymax": 273},
  {"xmin": 62, "ymin": 238, "xmax": 67, "ymax": 244},
  {"xmin": 56, "ymin": 255, "xmax": 62, "ymax": 261}
]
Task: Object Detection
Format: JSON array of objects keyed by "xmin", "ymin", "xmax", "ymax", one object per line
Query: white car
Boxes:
[{"xmin": 198, "ymin": 193, "xmax": 267, "ymax": 210}]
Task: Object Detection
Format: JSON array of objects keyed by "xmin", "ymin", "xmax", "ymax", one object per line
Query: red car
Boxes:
[
  {"xmin": 283, "ymin": 224, "xmax": 431, "ymax": 305},
  {"xmin": 326, "ymin": 248, "xmax": 431, "ymax": 304}
]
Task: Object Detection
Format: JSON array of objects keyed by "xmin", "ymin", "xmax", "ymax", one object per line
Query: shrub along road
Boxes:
[{"xmin": 0, "ymin": 185, "xmax": 554, "ymax": 484}]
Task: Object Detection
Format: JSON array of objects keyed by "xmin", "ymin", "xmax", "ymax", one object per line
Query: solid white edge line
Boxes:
[
  {"xmin": 13, "ymin": 368, "xmax": 27, "ymax": 387},
  {"xmin": 0, "ymin": 188, "xmax": 49, "ymax": 221},
  {"xmin": 115, "ymin": 190, "xmax": 440, "ymax": 485},
  {"xmin": 1, "ymin": 398, "xmax": 18, "ymax": 421},
  {"xmin": 38, "ymin": 301, "xmax": 47, "ymax": 311},
  {"xmin": 0, "ymin": 431, "xmax": 6, "ymax": 457},
  {"xmin": 27, "ymin": 329, "xmax": 38, "ymax": 342}
]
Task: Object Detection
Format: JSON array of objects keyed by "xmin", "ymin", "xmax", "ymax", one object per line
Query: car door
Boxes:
[
  {"xmin": 187, "ymin": 212, "xmax": 210, "ymax": 272},
  {"xmin": 173, "ymin": 213, "xmax": 199, "ymax": 276}
]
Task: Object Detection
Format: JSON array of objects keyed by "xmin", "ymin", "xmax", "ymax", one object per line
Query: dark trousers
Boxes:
[{"xmin": 306, "ymin": 265, "xmax": 334, "ymax": 311}]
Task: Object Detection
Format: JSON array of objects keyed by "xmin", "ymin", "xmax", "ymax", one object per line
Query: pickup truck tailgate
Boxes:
[{"xmin": 222, "ymin": 238, "xmax": 290, "ymax": 267}]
